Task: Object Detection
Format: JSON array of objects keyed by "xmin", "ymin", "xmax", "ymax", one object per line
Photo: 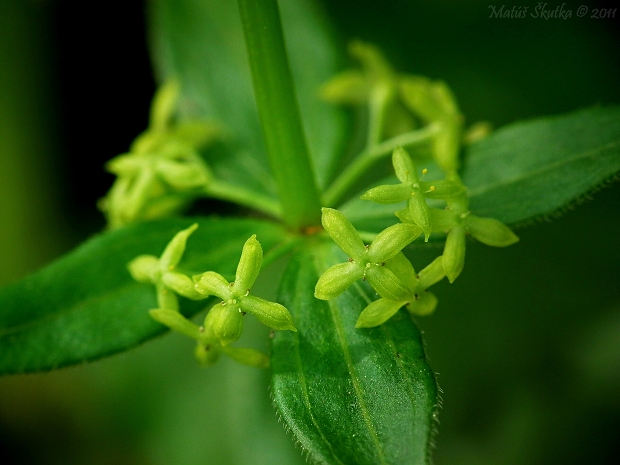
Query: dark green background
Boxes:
[{"xmin": 1, "ymin": 0, "xmax": 619, "ymax": 464}]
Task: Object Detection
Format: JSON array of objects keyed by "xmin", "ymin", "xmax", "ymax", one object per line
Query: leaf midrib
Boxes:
[{"xmin": 316, "ymin": 249, "xmax": 388, "ymax": 465}]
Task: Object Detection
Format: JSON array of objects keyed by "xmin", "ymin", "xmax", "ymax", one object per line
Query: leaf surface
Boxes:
[
  {"xmin": 463, "ymin": 106, "xmax": 620, "ymax": 223},
  {"xmin": 0, "ymin": 217, "xmax": 287, "ymax": 374},
  {"xmin": 271, "ymin": 243, "xmax": 438, "ymax": 465},
  {"xmin": 341, "ymin": 106, "xmax": 620, "ymax": 233}
]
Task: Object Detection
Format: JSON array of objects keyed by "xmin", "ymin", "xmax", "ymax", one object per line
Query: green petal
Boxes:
[
  {"xmin": 321, "ymin": 208, "xmax": 366, "ymax": 260},
  {"xmin": 193, "ymin": 271, "xmax": 231, "ymax": 300},
  {"xmin": 366, "ymin": 266, "xmax": 413, "ymax": 301},
  {"xmin": 392, "ymin": 146, "xmax": 418, "ymax": 183},
  {"xmin": 360, "ymin": 184, "xmax": 411, "ymax": 204},
  {"xmin": 194, "ymin": 341, "xmax": 220, "ymax": 366},
  {"xmin": 162, "ymin": 271, "xmax": 205, "ymax": 300},
  {"xmin": 384, "ymin": 252, "xmax": 417, "ymax": 286},
  {"xmin": 416, "ymin": 256, "xmax": 446, "ymax": 289},
  {"xmin": 369, "ymin": 223, "xmax": 421, "ymax": 262},
  {"xmin": 149, "ymin": 308, "xmax": 203, "ymax": 340},
  {"xmin": 320, "ymin": 69, "xmax": 369, "ymax": 105},
  {"xmin": 105, "ymin": 153, "xmax": 144, "ymax": 176},
  {"xmin": 221, "ymin": 346, "xmax": 270, "ymax": 368},
  {"xmin": 242, "ymin": 295, "xmax": 296, "ymax": 331},
  {"xmin": 355, "ymin": 298, "xmax": 405, "ymax": 328},
  {"xmin": 405, "ymin": 194, "xmax": 431, "ymax": 241},
  {"xmin": 443, "ymin": 225, "xmax": 466, "ymax": 283},
  {"xmin": 407, "ymin": 292, "xmax": 438, "ymax": 316},
  {"xmin": 314, "ymin": 261, "xmax": 364, "ymax": 300},
  {"xmin": 160, "ymin": 223, "xmax": 199, "ymax": 269},
  {"xmin": 466, "ymin": 215, "xmax": 519, "ymax": 247},
  {"xmin": 149, "ymin": 78, "xmax": 180, "ymax": 132},
  {"xmin": 155, "ymin": 156, "xmax": 211, "ymax": 190},
  {"xmin": 419, "ymin": 179, "xmax": 465, "ymax": 199},
  {"xmin": 127, "ymin": 254, "xmax": 159, "ymax": 283},
  {"xmin": 204, "ymin": 303, "xmax": 244, "ymax": 346},
  {"xmin": 232, "ymin": 234, "xmax": 263, "ymax": 295},
  {"xmin": 429, "ymin": 208, "xmax": 457, "ymax": 233}
]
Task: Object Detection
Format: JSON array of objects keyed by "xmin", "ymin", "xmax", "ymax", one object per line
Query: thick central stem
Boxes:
[{"xmin": 238, "ymin": 0, "xmax": 322, "ymax": 231}]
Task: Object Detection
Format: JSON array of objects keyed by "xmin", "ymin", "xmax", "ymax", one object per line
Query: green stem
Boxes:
[
  {"xmin": 323, "ymin": 123, "xmax": 441, "ymax": 207},
  {"xmin": 238, "ymin": 0, "xmax": 321, "ymax": 231},
  {"xmin": 205, "ymin": 180, "xmax": 282, "ymax": 219}
]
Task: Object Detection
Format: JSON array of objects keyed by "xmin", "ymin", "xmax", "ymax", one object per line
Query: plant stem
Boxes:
[
  {"xmin": 238, "ymin": 0, "xmax": 321, "ymax": 231},
  {"xmin": 204, "ymin": 180, "xmax": 282, "ymax": 219},
  {"xmin": 323, "ymin": 123, "xmax": 441, "ymax": 207}
]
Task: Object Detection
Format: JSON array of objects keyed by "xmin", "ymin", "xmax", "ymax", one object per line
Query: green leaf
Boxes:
[
  {"xmin": 463, "ymin": 106, "xmax": 620, "ymax": 224},
  {"xmin": 0, "ymin": 217, "xmax": 287, "ymax": 375},
  {"xmin": 149, "ymin": 0, "xmax": 347, "ymax": 198},
  {"xmin": 271, "ymin": 244, "xmax": 438, "ymax": 465},
  {"xmin": 340, "ymin": 106, "xmax": 620, "ymax": 233}
]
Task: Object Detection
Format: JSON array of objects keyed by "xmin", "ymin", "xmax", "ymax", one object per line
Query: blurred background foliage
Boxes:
[{"xmin": 1, "ymin": 0, "xmax": 619, "ymax": 464}]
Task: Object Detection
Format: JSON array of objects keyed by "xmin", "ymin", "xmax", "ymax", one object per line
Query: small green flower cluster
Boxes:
[
  {"xmin": 315, "ymin": 146, "xmax": 518, "ymax": 328},
  {"xmin": 315, "ymin": 41, "xmax": 518, "ymax": 328},
  {"xmin": 100, "ymin": 80, "xmax": 220, "ymax": 229},
  {"xmin": 321, "ymin": 40, "xmax": 463, "ymax": 171},
  {"xmin": 128, "ymin": 224, "xmax": 296, "ymax": 367}
]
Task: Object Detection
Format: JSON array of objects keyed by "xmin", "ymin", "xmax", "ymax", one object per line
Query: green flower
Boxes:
[
  {"xmin": 148, "ymin": 308, "xmax": 270, "ymax": 368},
  {"xmin": 407, "ymin": 173, "xmax": 520, "ymax": 283},
  {"xmin": 100, "ymin": 80, "xmax": 220, "ymax": 228},
  {"xmin": 128, "ymin": 223, "xmax": 204, "ymax": 311},
  {"xmin": 361, "ymin": 147, "xmax": 464, "ymax": 240},
  {"xmin": 315, "ymin": 208, "xmax": 421, "ymax": 301},
  {"xmin": 194, "ymin": 235, "xmax": 296, "ymax": 346},
  {"xmin": 355, "ymin": 254, "xmax": 445, "ymax": 328}
]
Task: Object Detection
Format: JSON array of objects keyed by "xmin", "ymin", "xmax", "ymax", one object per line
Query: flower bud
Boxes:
[
  {"xmin": 194, "ymin": 341, "xmax": 220, "ymax": 366},
  {"xmin": 392, "ymin": 146, "xmax": 418, "ymax": 184},
  {"xmin": 443, "ymin": 225, "xmax": 466, "ymax": 283},
  {"xmin": 356, "ymin": 298, "xmax": 405, "ymax": 328},
  {"xmin": 407, "ymin": 292, "xmax": 438, "ymax": 316},
  {"xmin": 360, "ymin": 184, "xmax": 410, "ymax": 204},
  {"xmin": 369, "ymin": 223, "xmax": 421, "ymax": 262},
  {"xmin": 466, "ymin": 216, "xmax": 519, "ymax": 247},
  {"xmin": 315, "ymin": 262, "xmax": 364, "ymax": 300},
  {"xmin": 242, "ymin": 295, "xmax": 297, "ymax": 332},
  {"xmin": 194, "ymin": 271, "xmax": 231, "ymax": 298},
  {"xmin": 162, "ymin": 271, "xmax": 205, "ymax": 300},
  {"xmin": 149, "ymin": 308, "xmax": 202, "ymax": 340},
  {"xmin": 127, "ymin": 255, "xmax": 159, "ymax": 283},
  {"xmin": 320, "ymin": 70, "xmax": 368, "ymax": 104},
  {"xmin": 160, "ymin": 223, "xmax": 198, "ymax": 269},
  {"xmin": 321, "ymin": 208, "xmax": 366, "ymax": 260},
  {"xmin": 232, "ymin": 235, "xmax": 263, "ymax": 295},
  {"xmin": 222, "ymin": 346, "xmax": 270, "ymax": 368},
  {"xmin": 204, "ymin": 303, "xmax": 244, "ymax": 346},
  {"xmin": 366, "ymin": 266, "xmax": 412, "ymax": 301}
]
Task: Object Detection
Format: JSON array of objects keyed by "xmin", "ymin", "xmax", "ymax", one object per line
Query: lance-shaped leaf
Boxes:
[
  {"xmin": 272, "ymin": 244, "xmax": 438, "ymax": 465},
  {"xmin": 463, "ymin": 105, "xmax": 620, "ymax": 224}
]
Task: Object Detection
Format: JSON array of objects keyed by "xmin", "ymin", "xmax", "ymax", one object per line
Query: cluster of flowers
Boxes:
[
  {"xmin": 100, "ymin": 81, "xmax": 219, "ymax": 229},
  {"xmin": 315, "ymin": 147, "xmax": 518, "ymax": 328},
  {"xmin": 314, "ymin": 41, "xmax": 518, "ymax": 328},
  {"xmin": 128, "ymin": 224, "xmax": 296, "ymax": 367}
]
